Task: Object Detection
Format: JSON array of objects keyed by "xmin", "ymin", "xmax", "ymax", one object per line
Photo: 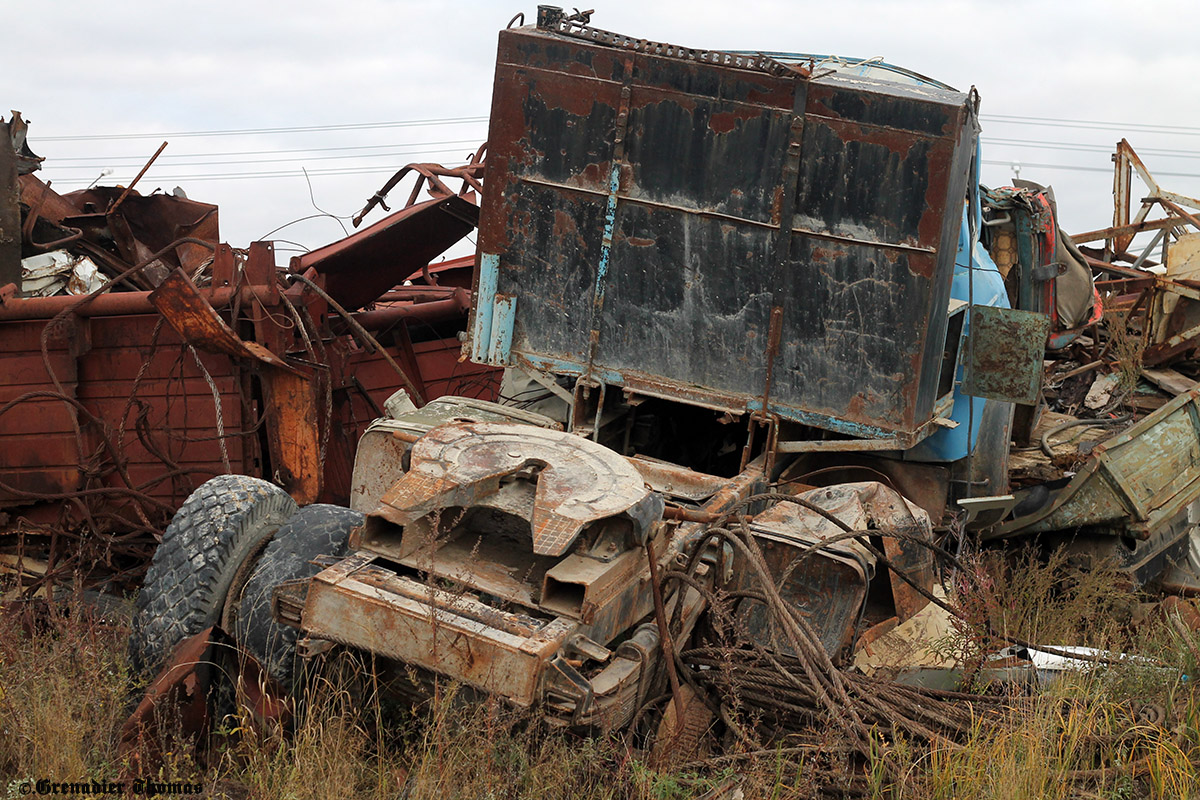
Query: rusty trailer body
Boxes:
[{"xmin": 472, "ymin": 11, "xmax": 978, "ymax": 447}]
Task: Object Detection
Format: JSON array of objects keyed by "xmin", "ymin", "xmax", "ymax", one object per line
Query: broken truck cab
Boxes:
[{"xmin": 273, "ymin": 11, "xmax": 996, "ymax": 727}]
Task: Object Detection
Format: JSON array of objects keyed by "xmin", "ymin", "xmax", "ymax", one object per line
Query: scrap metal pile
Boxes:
[
  {"xmin": 994, "ymin": 141, "xmax": 1200, "ymax": 594},
  {"xmin": 1034, "ymin": 140, "xmax": 1200, "ymax": 434},
  {"xmin": 6, "ymin": 8, "xmax": 1200, "ymax": 795},
  {"xmin": 0, "ymin": 112, "xmax": 497, "ymax": 599},
  {"xmin": 107, "ymin": 14, "xmax": 1200, "ymax": 795}
]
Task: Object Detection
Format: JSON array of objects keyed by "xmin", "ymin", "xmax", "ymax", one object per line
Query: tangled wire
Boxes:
[{"xmin": 633, "ymin": 487, "xmax": 1137, "ymax": 771}]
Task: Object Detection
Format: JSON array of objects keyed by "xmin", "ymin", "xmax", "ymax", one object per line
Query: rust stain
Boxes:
[
  {"xmin": 552, "ymin": 210, "xmax": 577, "ymax": 239},
  {"xmin": 846, "ymin": 392, "xmax": 869, "ymax": 419},
  {"xmin": 709, "ymin": 111, "xmax": 740, "ymax": 135},
  {"xmin": 531, "ymin": 81, "xmax": 596, "ymax": 117}
]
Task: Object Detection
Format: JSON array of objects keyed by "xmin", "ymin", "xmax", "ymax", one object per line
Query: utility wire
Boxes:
[
  {"xmin": 45, "ymin": 137, "xmax": 486, "ymax": 163},
  {"xmin": 981, "ymin": 137, "xmax": 1200, "ymax": 160},
  {"xmin": 35, "ymin": 115, "xmax": 490, "ymax": 142},
  {"xmin": 43, "ymin": 156, "xmax": 472, "ymax": 185},
  {"xmin": 46, "ymin": 134, "xmax": 1199, "ymax": 167},
  {"xmin": 45, "ymin": 141, "xmax": 485, "ymax": 170},
  {"xmin": 36, "ymin": 111, "xmax": 1200, "ymax": 144},
  {"xmin": 982, "ymin": 113, "xmax": 1200, "ymax": 136},
  {"xmin": 980, "ymin": 159, "xmax": 1200, "ymax": 180},
  {"xmin": 44, "ymin": 156, "xmax": 1200, "ymax": 187}
]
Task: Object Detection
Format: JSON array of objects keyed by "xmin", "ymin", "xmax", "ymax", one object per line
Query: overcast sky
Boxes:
[{"xmin": 9, "ymin": 0, "xmax": 1200, "ymax": 261}]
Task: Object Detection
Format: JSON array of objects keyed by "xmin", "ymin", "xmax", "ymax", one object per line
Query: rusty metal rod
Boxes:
[
  {"xmin": 662, "ymin": 506, "xmax": 721, "ymax": 524},
  {"xmin": 376, "ymin": 286, "xmax": 464, "ymax": 303},
  {"xmin": 0, "ymin": 285, "xmax": 257, "ymax": 320},
  {"xmin": 645, "ymin": 535, "xmax": 687, "ymax": 738},
  {"xmin": 349, "ymin": 293, "xmax": 470, "ymax": 332},
  {"xmin": 109, "ymin": 141, "xmax": 168, "ymax": 216},
  {"xmin": 287, "ymin": 272, "xmax": 427, "ymax": 407}
]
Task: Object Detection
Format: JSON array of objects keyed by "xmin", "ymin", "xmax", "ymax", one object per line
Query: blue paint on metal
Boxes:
[
  {"xmin": 471, "ymin": 252, "xmax": 500, "ymax": 363},
  {"xmin": 907, "ymin": 204, "xmax": 1011, "ymax": 464},
  {"xmin": 488, "ymin": 296, "xmax": 517, "ymax": 366},
  {"xmin": 523, "ymin": 354, "xmax": 584, "ymax": 376},
  {"xmin": 522, "ymin": 355, "xmax": 624, "ymax": 386},
  {"xmin": 765, "ymin": 402, "xmax": 905, "ymax": 440},
  {"xmin": 729, "ymin": 51, "xmax": 957, "ymax": 91},
  {"xmin": 594, "ymin": 164, "xmax": 621, "ymax": 307}
]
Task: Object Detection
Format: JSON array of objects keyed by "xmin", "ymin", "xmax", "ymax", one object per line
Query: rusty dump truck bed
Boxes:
[{"xmin": 472, "ymin": 11, "xmax": 979, "ymax": 446}]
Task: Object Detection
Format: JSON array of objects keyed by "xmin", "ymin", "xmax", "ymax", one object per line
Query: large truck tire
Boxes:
[
  {"xmin": 234, "ymin": 504, "xmax": 363, "ymax": 690},
  {"xmin": 129, "ymin": 475, "xmax": 298, "ymax": 677}
]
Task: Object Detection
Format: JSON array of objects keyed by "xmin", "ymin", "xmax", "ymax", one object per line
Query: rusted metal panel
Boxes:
[
  {"xmin": 736, "ymin": 482, "xmax": 936, "ymax": 656},
  {"xmin": 118, "ymin": 628, "xmax": 218, "ymax": 763},
  {"xmin": 994, "ymin": 389, "xmax": 1200, "ymax": 540},
  {"xmin": 148, "ymin": 267, "xmax": 294, "ymax": 371},
  {"xmin": 0, "ymin": 117, "xmax": 20, "ymax": 292},
  {"xmin": 74, "ymin": 317, "xmax": 252, "ymax": 502},
  {"xmin": 291, "ymin": 195, "xmax": 478, "ymax": 312},
  {"xmin": 962, "ymin": 305, "xmax": 1049, "ymax": 405},
  {"xmin": 302, "ymin": 554, "xmax": 575, "ymax": 705},
  {"xmin": 475, "ymin": 20, "xmax": 977, "ymax": 443},
  {"xmin": 742, "ymin": 522, "xmax": 870, "ymax": 657},
  {"xmin": 118, "ymin": 626, "xmax": 287, "ymax": 769},
  {"xmin": 0, "ymin": 321, "xmax": 81, "ymax": 503},
  {"xmin": 262, "ymin": 369, "xmax": 322, "ymax": 505}
]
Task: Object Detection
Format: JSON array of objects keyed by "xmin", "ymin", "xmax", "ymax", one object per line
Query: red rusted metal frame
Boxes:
[
  {"xmin": 343, "ymin": 291, "xmax": 470, "ymax": 332},
  {"xmin": 351, "ymin": 146, "xmax": 486, "ymax": 227},
  {"xmin": 3, "ymin": 126, "xmax": 490, "ymax": 600},
  {"xmin": 1080, "ymin": 141, "xmax": 1200, "ymax": 268}
]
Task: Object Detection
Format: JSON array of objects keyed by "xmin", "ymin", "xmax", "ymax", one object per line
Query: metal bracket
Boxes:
[
  {"xmin": 544, "ymin": 652, "xmax": 596, "ymax": 725},
  {"xmin": 570, "ymin": 377, "xmax": 606, "ymax": 440},
  {"xmin": 741, "ymin": 412, "xmax": 779, "ymax": 476},
  {"xmin": 526, "ymin": 368, "xmax": 576, "ymax": 408},
  {"xmin": 958, "ymin": 494, "xmax": 1017, "ymax": 529}
]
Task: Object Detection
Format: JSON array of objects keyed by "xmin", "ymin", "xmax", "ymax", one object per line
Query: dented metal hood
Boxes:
[{"xmin": 471, "ymin": 14, "xmax": 978, "ymax": 444}]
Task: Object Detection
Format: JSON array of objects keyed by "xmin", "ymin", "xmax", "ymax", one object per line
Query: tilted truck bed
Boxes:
[{"xmin": 470, "ymin": 13, "xmax": 979, "ymax": 447}]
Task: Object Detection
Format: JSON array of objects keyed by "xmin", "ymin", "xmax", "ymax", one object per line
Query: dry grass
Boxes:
[
  {"xmin": 0, "ymin": 599, "xmax": 129, "ymax": 783},
  {"xmin": 869, "ymin": 670, "xmax": 1200, "ymax": 800},
  {"xmin": 2, "ymin": 550, "xmax": 1199, "ymax": 800}
]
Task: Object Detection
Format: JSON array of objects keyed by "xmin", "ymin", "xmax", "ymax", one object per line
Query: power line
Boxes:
[
  {"xmin": 36, "ymin": 115, "xmax": 489, "ymax": 142},
  {"xmin": 981, "ymin": 159, "xmax": 1200, "ymax": 180},
  {"xmin": 45, "ymin": 138, "xmax": 486, "ymax": 163},
  {"xmin": 982, "ymin": 113, "xmax": 1200, "ymax": 137},
  {"xmin": 43, "ymin": 151, "xmax": 474, "ymax": 185},
  {"xmin": 42, "ymin": 136, "xmax": 1197, "ymax": 176},
  {"xmin": 42, "ymin": 156, "xmax": 1200, "ymax": 188},
  {"xmin": 39, "ymin": 140, "xmax": 485, "ymax": 171},
  {"xmin": 35, "ymin": 111, "xmax": 1200, "ymax": 144},
  {"xmin": 982, "ymin": 137, "xmax": 1200, "ymax": 160},
  {"xmin": 48, "ymin": 157, "xmax": 1193, "ymax": 188}
]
